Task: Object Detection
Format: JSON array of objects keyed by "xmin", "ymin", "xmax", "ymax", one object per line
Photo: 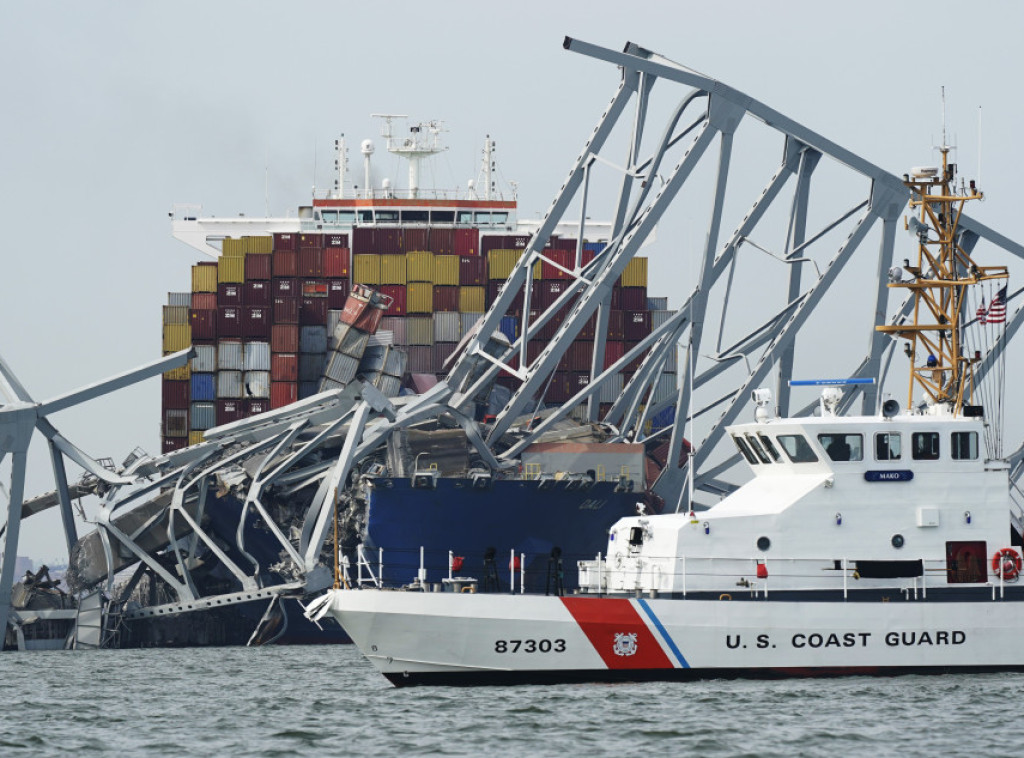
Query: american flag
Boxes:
[
  {"xmin": 977, "ymin": 299, "xmax": 987, "ymax": 324},
  {"xmin": 987, "ymin": 286, "xmax": 1007, "ymax": 324}
]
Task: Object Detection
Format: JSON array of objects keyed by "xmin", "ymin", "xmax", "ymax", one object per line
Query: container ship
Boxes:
[{"xmin": 53, "ymin": 119, "xmax": 680, "ymax": 648}]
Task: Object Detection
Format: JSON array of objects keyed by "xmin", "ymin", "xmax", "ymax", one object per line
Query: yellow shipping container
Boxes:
[
  {"xmin": 243, "ymin": 235, "xmax": 272, "ymax": 254},
  {"xmin": 222, "ymin": 238, "xmax": 245, "ymax": 257},
  {"xmin": 353, "ymin": 254, "xmax": 382, "ymax": 285},
  {"xmin": 407, "ymin": 282, "xmax": 434, "ymax": 314},
  {"xmin": 380, "ymin": 255, "xmax": 408, "ymax": 285},
  {"xmin": 191, "ymin": 264, "xmax": 218, "ymax": 293},
  {"xmin": 487, "ymin": 249, "xmax": 522, "ymax": 279},
  {"xmin": 163, "ymin": 324, "xmax": 192, "ymax": 352},
  {"xmin": 162, "ymin": 305, "xmax": 189, "ymax": 325},
  {"xmin": 407, "ymin": 251, "xmax": 435, "ymax": 283},
  {"xmin": 163, "ymin": 351, "xmax": 192, "ymax": 381},
  {"xmin": 459, "ymin": 286, "xmax": 486, "ymax": 313},
  {"xmin": 620, "ymin": 257, "xmax": 648, "ymax": 288},
  {"xmin": 189, "ymin": 431, "xmax": 205, "ymax": 447},
  {"xmin": 434, "ymin": 255, "xmax": 460, "ymax": 286},
  {"xmin": 218, "ymin": 255, "xmax": 246, "ymax": 283}
]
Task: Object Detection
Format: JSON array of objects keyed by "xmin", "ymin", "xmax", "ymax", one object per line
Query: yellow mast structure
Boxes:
[{"xmin": 876, "ymin": 146, "xmax": 1006, "ymax": 414}]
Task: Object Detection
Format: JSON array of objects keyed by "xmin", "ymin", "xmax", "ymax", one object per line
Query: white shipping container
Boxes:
[
  {"xmin": 243, "ymin": 341, "xmax": 271, "ymax": 371},
  {"xmin": 384, "ymin": 347, "xmax": 408, "ymax": 377},
  {"xmin": 407, "ymin": 316, "xmax": 433, "ymax": 346},
  {"xmin": 433, "ymin": 312, "xmax": 461, "ymax": 343},
  {"xmin": 376, "ymin": 374, "xmax": 402, "ymax": 397},
  {"xmin": 653, "ymin": 372, "xmax": 678, "ymax": 404},
  {"xmin": 167, "ymin": 292, "xmax": 192, "ymax": 308},
  {"xmin": 217, "ymin": 340, "xmax": 244, "ymax": 371},
  {"xmin": 599, "ymin": 373, "xmax": 625, "ymax": 403},
  {"xmin": 243, "ymin": 371, "xmax": 271, "ymax": 398},
  {"xmin": 190, "ymin": 402, "xmax": 216, "ymax": 431},
  {"xmin": 360, "ymin": 346, "xmax": 387, "ymax": 373},
  {"xmin": 380, "ymin": 316, "xmax": 408, "ymax": 345},
  {"xmin": 327, "ymin": 309, "xmax": 344, "ymax": 338},
  {"xmin": 192, "ymin": 344, "xmax": 217, "ymax": 373},
  {"xmin": 651, "ymin": 310, "xmax": 673, "ymax": 330},
  {"xmin": 323, "ymin": 352, "xmax": 359, "ymax": 385},
  {"xmin": 460, "ymin": 312, "xmax": 483, "ymax": 336},
  {"xmin": 217, "ymin": 370, "xmax": 244, "ymax": 398},
  {"xmin": 368, "ymin": 330, "xmax": 394, "ymax": 347}
]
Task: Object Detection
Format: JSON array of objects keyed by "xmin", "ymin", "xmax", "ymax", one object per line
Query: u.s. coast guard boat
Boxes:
[{"xmin": 307, "ymin": 125, "xmax": 1024, "ymax": 687}]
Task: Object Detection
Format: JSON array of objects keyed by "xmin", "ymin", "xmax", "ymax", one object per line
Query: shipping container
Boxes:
[
  {"xmin": 270, "ymin": 323, "xmax": 299, "ymax": 353},
  {"xmin": 651, "ymin": 310, "xmax": 672, "ymax": 330},
  {"xmin": 458, "ymin": 286, "xmax": 486, "ymax": 313},
  {"xmin": 243, "ymin": 371, "xmax": 271, "ymax": 398},
  {"xmin": 460, "ymin": 312, "xmax": 483, "ymax": 336},
  {"xmin": 406, "ymin": 345, "xmax": 433, "ymax": 373},
  {"xmin": 299, "ymin": 353, "xmax": 326, "ymax": 382},
  {"xmin": 298, "ymin": 381, "xmax": 320, "ymax": 400},
  {"xmin": 340, "ymin": 284, "xmax": 387, "ymax": 333},
  {"xmin": 359, "ymin": 345, "xmax": 388, "ymax": 374},
  {"xmin": 243, "ymin": 237, "xmax": 270, "ymax": 255},
  {"xmin": 162, "ymin": 353, "xmax": 190, "ymax": 381},
  {"xmin": 167, "ymin": 292, "xmax": 192, "ymax": 308},
  {"xmin": 191, "ymin": 292, "xmax": 217, "ymax": 310},
  {"xmin": 191, "ymin": 263, "xmax": 218, "ymax": 293},
  {"xmin": 217, "ymin": 283, "xmax": 243, "ymax": 306},
  {"xmin": 433, "ymin": 312, "xmax": 461, "ymax": 342},
  {"xmin": 271, "ymin": 353, "xmax": 299, "ymax": 382},
  {"xmin": 453, "ymin": 228, "xmax": 479, "ymax": 256},
  {"xmin": 301, "ymin": 279, "xmax": 328, "ymax": 298},
  {"xmin": 299, "ymin": 248, "xmax": 324, "ymax": 278},
  {"xmin": 216, "ymin": 399, "xmax": 246, "ymax": 426},
  {"xmin": 607, "ymin": 310, "xmax": 625, "ymax": 341},
  {"xmin": 298, "ymin": 232, "xmax": 323, "ymax": 250},
  {"xmin": 270, "ymin": 382, "xmax": 298, "ymax": 409},
  {"xmin": 327, "ymin": 278, "xmax": 350, "ymax": 309},
  {"xmin": 242, "ymin": 307, "xmax": 271, "ymax": 339},
  {"xmin": 162, "ymin": 437, "xmax": 187, "ymax": 454},
  {"xmin": 432, "ymin": 285, "xmax": 459, "ymax": 312},
  {"xmin": 162, "ymin": 379, "xmax": 190, "ymax": 410},
  {"xmin": 272, "ymin": 277, "xmax": 298, "ymax": 297},
  {"xmin": 322, "ymin": 352, "xmax": 359, "ymax": 385},
  {"xmin": 499, "ymin": 315, "xmax": 518, "ymax": 342},
  {"xmin": 324, "ymin": 233, "xmax": 349, "ymax": 249},
  {"xmin": 162, "ymin": 305, "xmax": 189, "ymax": 325},
  {"xmin": 599, "ymin": 373, "xmax": 625, "ymax": 403},
  {"xmin": 245, "ymin": 253, "xmax": 272, "ymax": 281},
  {"xmin": 623, "ymin": 342, "xmax": 644, "ymax": 372},
  {"xmin": 218, "ymin": 256, "xmax": 245, "ymax": 284},
  {"xmin": 244, "ymin": 280, "xmax": 271, "ymax": 307},
  {"xmin": 243, "ymin": 341, "xmax": 271, "ymax": 371},
  {"xmin": 217, "ymin": 340, "xmax": 243, "ymax": 370},
  {"xmin": 545, "ymin": 372, "xmax": 572, "ymax": 403},
  {"xmin": 375, "ymin": 227, "xmax": 403, "ymax": 255},
  {"xmin": 351, "ymin": 228, "xmax": 374, "ymax": 255},
  {"xmin": 164, "ymin": 409, "xmax": 189, "ymax": 438},
  {"xmin": 402, "ymin": 228, "xmax": 429, "ymax": 253},
  {"xmin": 217, "ymin": 307, "xmax": 241, "ymax": 337},
  {"xmin": 381, "ymin": 316, "xmax": 408, "ymax": 345},
  {"xmin": 192, "ymin": 344, "xmax": 216, "ymax": 373},
  {"xmin": 406, "ymin": 251, "xmax": 435, "ymax": 283},
  {"xmin": 459, "ymin": 255, "xmax": 487, "ymax": 286},
  {"xmin": 379, "ymin": 284, "xmax": 407, "ymax": 316},
  {"xmin": 299, "ymin": 325, "xmax": 328, "ymax": 354},
  {"xmin": 323, "ymin": 247, "xmax": 350, "ymax": 278},
  {"xmin": 488, "ymin": 281, "xmax": 524, "ymax": 314},
  {"xmin": 273, "ymin": 250, "xmax": 298, "ymax": 277},
  {"xmin": 380, "ymin": 255, "xmax": 407, "ymax": 285},
  {"xmin": 564, "ymin": 340, "xmax": 593, "ymax": 372},
  {"xmin": 432, "ymin": 342, "xmax": 457, "ymax": 372},
  {"xmin": 406, "ymin": 316, "xmax": 433, "ymax": 346},
  {"xmin": 481, "ymin": 234, "xmax": 531, "ymax": 254},
  {"xmin": 273, "ymin": 296, "xmax": 299, "ymax": 324},
  {"xmin": 602, "ymin": 340, "xmax": 626, "ymax": 371},
  {"xmin": 664, "ymin": 346, "xmax": 678, "ymax": 373},
  {"xmin": 429, "ymin": 227, "xmax": 455, "ymax": 255},
  {"xmin": 353, "ymin": 254, "xmax": 381, "ymax": 285},
  {"xmin": 653, "ymin": 372, "xmax": 678, "ymax": 404},
  {"xmin": 273, "ymin": 232, "xmax": 297, "ymax": 251},
  {"xmin": 407, "ymin": 282, "xmax": 433, "ymax": 314},
  {"xmin": 624, "ymin": 310, "xmax": 652, "ymax": 341},
  {"xmin": 647, "ymin": 296, "xmax": 668, "ymax": 311},
  {"xmin": 163, "ymin": 324, "xmax": 191, "ymax": 352},
  {"xmin": 384, "ymin": 347, "xmax": 407, "ymax": 377},
  {"xmin": 300, "ymin": 297, "xmax": 328, "ymax": 325},
  {"xmin": 191, "ymin": 372, "xmax": 216, "ymax": 402},
  {"xmin": 222, "ymin": 238, "xmax": 244, "ymax": 257},
  {"xmin": 619, "ymin": 286, "xmax": 648, "ymax": 311},
  {"xmin": 433, "ymin": 255, "xmax": 460, "ymax": 286},
  {"xmin": 247, "ymin": 399, "xmax": 269, "ymax": 416},
  {"xmin": 331, "ymin": 323, "xmax": 369, "ymax": 357},
  {"xmin": 190, "ymin": 402, "xmax": 216, "ymax": 430},
  {"xmin": 487, "ymin": 249, "xmax": 522, "ymax": 279},
  {"xmin": 539, "ymin": 248, "xmax": 573, "ymax": 280},
  {"xmin": 376, "ymin": 374, "xmax": 403, "ymax": 398},
  {"xmin": 217, "ymin": 370, "xmax": 243, "ymax": 398},
  {"xmin": 567, "ymin": 372, "xmax": 591, "ymax": 399},
  {"xmin": 620, "ymin": 257, "xmax": 648, "ymax": 288},
  {"xmin": 577, "ymin": 313, "xmax": 597, "ymax": 341},
  {"xmin": 188, "ymin": 431, "xmax": 205, "ymax": 447}
]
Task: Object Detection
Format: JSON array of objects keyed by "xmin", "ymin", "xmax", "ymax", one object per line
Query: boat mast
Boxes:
[{"xmin": 877, "ymin": 137, "xmax": 1006, "ymax": 414}]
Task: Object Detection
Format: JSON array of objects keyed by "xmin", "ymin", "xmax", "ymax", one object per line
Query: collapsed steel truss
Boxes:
[{"xmin": 4, "ymin": 38, "xmax": 1024, "ymax": 648}]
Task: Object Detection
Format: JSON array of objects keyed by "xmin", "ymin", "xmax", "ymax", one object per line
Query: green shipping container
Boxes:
[{"xmin": 353, "ymin": 254, "xmax": 382, "ymax": 285}]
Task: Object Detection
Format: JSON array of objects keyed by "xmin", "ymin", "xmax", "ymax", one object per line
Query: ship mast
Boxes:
[{"xmin": 877, "ymin": 139, "xmax": 1006, "ymax": 414}]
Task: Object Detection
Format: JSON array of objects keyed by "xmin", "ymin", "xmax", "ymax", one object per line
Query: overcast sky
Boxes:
[{"xmin": 3, "ymin": 1, "xmax": 1023, "ymax": 560}]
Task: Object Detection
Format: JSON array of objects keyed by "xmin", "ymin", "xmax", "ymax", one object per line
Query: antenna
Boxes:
[
  {"xmin": 941, "ymin": 85, "xmax": 947, "ymax": 149},
  {"xmin": 978, "ymin": 105, "xmax": 983, "ymax": 189},
  {"xmin": 264, "ymin": 149, "xmax": 269, "ymax": 217}
]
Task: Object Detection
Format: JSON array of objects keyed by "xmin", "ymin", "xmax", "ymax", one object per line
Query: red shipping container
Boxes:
[
  {"xmin": 352, "ymin": 227, "xmax": 374, "ymax": 255},
  {"xmin": 324, "ymin": 233, "xmax": 349, "ymax": 249},
  {"xmin": 432, "ymin": 342, "xmax": 458, "ymax": 372},
  {"xmin": 603, "ymin": 340, "xmax": 626, "ymax": 370},
  {"xmin": 272, "ymin": 277, "xmax": 298, "ymax": 297},
  {"xmin": 540, "ymin": 249, "xmax": 573, "ymax": 280},
  {"xmin": 341, "ymin": 288, "xmax": 385, "ymax": 333},
  {"xmin": 608, "ymin": 310, "xmax": 625, "ymax": 341},
  {"xmin": 162, "ymin": 378, "xmax": 190, "ymax": 410},
  {"xmin": 273, "ymin": 250, "xmax": 298, "ymax": 277},
  {"xmin": 624, "ymin": 310, "xmax": 652, "ymax": 341},
  {"xmin": 273, "ymin": 232, "xmax": 297, "ymax": 251},
  {"xmin": 481, "ymin": 234, "xmax": 530, "ymax": 254},
  {"xmin": 242, "ymin": 306, "xmax": 271, "ymax": 338},
  {"xmin": 454, "ymin": 228, "xmax": 479, "ymax": 256},
  {"xmin": 380, "ymin": 285, "xmax": 407, "ymax": 316},
  {"xmin": 189, "ymin": 309, "xmax": 217, "ymax": 340},
  {"xmin": 569, "ymin": 372, "xmax": 592, "ymax": 396},
  {"xmin": 327, "ymin": 278, "xmax": 350, "ymax": 309},
  {"xmin": 245, "ymin": 253, "xmax": 272, "ymax": 281},
  {"xmin": 323, "ymin": 247, "xmax": 350, "ymax": 278},
  {"xmin": 548, "ymin": 236, "xmax": 577, "ymax": 251},
  {"xmin": 488, "ymin": 281, "xmax": 524, "ymax": 314},
  {"xmin": 619, "ymin": 286, "xmax": 648, "ymax": 311},
  {"xmin": 300, "ymin": 297, "xmax": 328, "ymax": 325},
  {"xmin": 271, "ymin": 353, "xmax": 299, "ymax": 382},
  {"xmin": 537, "ymin": 280, "xmax": 567, "ymax": 310},
  {"xmin": 402, "ymin": 228, "xmax": 429, "ymax": 253},
  {"xmin": 271, "ymin": 324, "xmax": 299, "ymax": 353},
  {"xmin": 578, "ymin": 313, "xmax": 597, "ymax": 341},
  {"xmin": 432, "ymin": 286, "xmax": 459, "ymax": 312},
  {"xmin": 546, "ymin": 372, "xmax": 572, "ymax": 403},
  {"xmin": 565, "ymin": 340, "xmax": 593, "ymax": 372},
  {"xmin": 244, "ymin": 280, "xmax": 271, "ymax": 307},
  {"xmin": 527, "ymin": 340, "xmax": 544, "ymax": 364},
  {"xmin": 247, "ymin": 399, "xmax": 269, "ymax": 416},
  {"xmin": 162, "ymin": 437, "xmax": 187, "ymax": 453},
  {"xmin": 299, "ymin": 248, "xmax": 324, "ymax": 277},
  {"xmin": 581, "ymin": 249, "xmax": 597, "ymax": 267},
  {"xmin": 459, "ymin": 256, "xmax": 487, "ymax": 286},
  {"xmin": 218, "ymin": 306, "xmax": 242, "ymax": 337},
  {"xmin": 430, "ymin": 228, "xmax": 455, "ymax": 255},
  {"xmin": 624, "ymin": 342, "xmax": 645, "ymax": 372},
  {"xmin": 217, "ymin": 283, "xmax": 244, "ymax": 306},
  {"xmin": 270, "ymin": 381, "xmax": 298, "ymax": 409},
  {"xmin": 216, "ymin": 399, "xmax": 247, "ymax": 426},
  {"xmin": 273, "ymin": 297, "xmax": 299, "ymax": 324},
  {"xmin": 298, "ymin": 232, "xmax": 322, "ymax": 250},
  {"xmin": 192, "ymin": 292, "xmax": 217, "ymax": 310},
  {"xmin": 375, "ymin": 227, "xmax": 403, "ymax": 255},
  {"xmin": 610, "ymin": 287, "xmax": 621, "ymax": 311},
  {"xmin": 301, "ymin": 279, "xmax": 328, "ymax": 298}
]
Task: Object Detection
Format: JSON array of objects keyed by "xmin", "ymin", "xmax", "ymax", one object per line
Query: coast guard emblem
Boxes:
[{"xmin": 613, "ymin": 632, "xmax": 638, "ymax": 657}]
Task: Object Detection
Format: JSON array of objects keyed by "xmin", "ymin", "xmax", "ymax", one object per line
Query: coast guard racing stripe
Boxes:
[{"xmin": 560, "ymin": 597, "xmax": 673, "ymax": 669}]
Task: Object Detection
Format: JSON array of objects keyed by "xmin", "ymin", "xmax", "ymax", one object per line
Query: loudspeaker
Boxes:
[{"xmin": 882, "ymin": 398, "xmax": 900, "ymax": 418}]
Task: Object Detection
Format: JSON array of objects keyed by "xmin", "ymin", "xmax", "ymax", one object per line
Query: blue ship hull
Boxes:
[{"xmin": 360, "ymin": 478, "xmax": 642, "ymax": 593}]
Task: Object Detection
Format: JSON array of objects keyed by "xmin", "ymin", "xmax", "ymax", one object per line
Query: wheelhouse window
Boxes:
[
  {"xmin": 777, "ymin": 434, "xmax": 818, "ymax": 463},
  {"xmin": 875, "ymin": 432, "xmax": 901, "ymax": 461},
  {"xmin": 457, "ymin": 211, "xmax": 474, "ymax": 224},
  {"xmin": 474, "ymin": 212, "xmax": 492, "ymax": 224},
  {"xmin": 401, "ymin": 210, "xmax": 428, "ymax": 223},
  {"xmin": 431, "ymin": 210, "xmax": 454, "ymax": 223},
  {"xmin": 733, "ymin": 435, "xmax": 759, "ymax": 465},
  {"xmin": 818, "ymin": 433, "xmax": 863, "ymax": 462},
  {"xmin": 744, "ymin": 434, "xmax": 771, "ymax": 464},
  {"xmin": 376, "ymin": 210, "xmax": 398, "ymax": 222},
  {"xmin": 951, "ymin": 431, "xmax": 979, "ymax": 460},
  {"xmin": 358, "ymin": 210, "xmax": 374, "ymax": 223},
  {"xmin": 758, "ymin": 433, "xmax": 782, "ymax": 462},
  {"xmin": 912, "ymin": 432, "xmax": 940, "ymax": 460},
  {"xmin": 491, "ymin": 212, "xmax": 509, "ymax": 225}
]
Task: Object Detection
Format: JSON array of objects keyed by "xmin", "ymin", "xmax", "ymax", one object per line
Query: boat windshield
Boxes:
[
  {"xmin": 758, "ymin": 433, "xmax": 782, "ymax": 462},
  {"xmin": 732, "ymin": 435, "xmax": 759, "ymax": 465},
  {"xmin": 777, "ymin": 434, "xmax": 818, "ymax": 463}
]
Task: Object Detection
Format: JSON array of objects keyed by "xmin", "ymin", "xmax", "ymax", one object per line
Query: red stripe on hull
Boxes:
[{"xmin": 560, "ymin": 597, "xmax": 672, "ymax": 670}]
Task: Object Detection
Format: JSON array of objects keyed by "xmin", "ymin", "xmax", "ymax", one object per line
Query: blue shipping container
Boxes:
[
  {"xmin": 499, "ymin": 315, "xmax": 518, "ymax": 342},
  {"xmin": 191, "ymin": 372, "xmax": 216, "ymax": 402}
]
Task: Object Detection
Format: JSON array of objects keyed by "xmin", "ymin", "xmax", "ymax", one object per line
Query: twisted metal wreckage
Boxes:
[{"xmin": 3, "ymin": 37, "xmax": 1024, "ymax": 649}]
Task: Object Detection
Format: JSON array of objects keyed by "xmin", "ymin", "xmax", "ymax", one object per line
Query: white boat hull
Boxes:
[{"xmin": 323, "ymin": 589, "xmax": 1024, "ymax": 686}]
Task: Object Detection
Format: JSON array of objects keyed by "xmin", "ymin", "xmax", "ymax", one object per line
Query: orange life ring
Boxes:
[{"xmin": 992, "ymin": 548, "xmax": 1022, "ymax": 581}]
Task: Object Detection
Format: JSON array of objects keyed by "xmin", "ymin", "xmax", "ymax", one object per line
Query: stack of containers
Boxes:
[
  {"xmin": 321, "ymin": 284, "xmax": 390, "ymax": 391},
  {"xmin": 161, "ymin": 292, "xmax": 192, "ymax": 453}
]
